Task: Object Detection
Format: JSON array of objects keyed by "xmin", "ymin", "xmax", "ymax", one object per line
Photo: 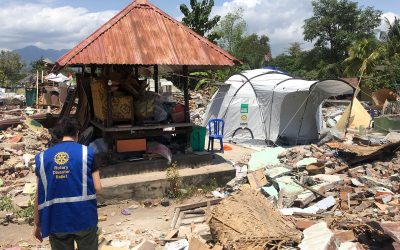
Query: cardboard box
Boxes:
[{"xmin": 116, "ymin": 139, "xmax": 146, "ymax": 153}]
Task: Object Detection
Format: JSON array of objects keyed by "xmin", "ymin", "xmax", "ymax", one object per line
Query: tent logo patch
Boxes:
[{"xmin": 240, "ymin": 104, "xmax": 249, "ymax": 113}]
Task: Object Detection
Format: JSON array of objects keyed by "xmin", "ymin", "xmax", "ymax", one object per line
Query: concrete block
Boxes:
[
  {"xmin": 264, "ymin": 166, "xmax": 291, "ymax": 179},
  {"xmin": 299, "ymin": 222, "xmax": 337, "ymax": 250}
]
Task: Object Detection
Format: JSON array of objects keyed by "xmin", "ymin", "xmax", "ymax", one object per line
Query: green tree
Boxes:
[
  {"xmin": 31, "ymin": 57, "xmax": 46, "ymax": 74},
  {"xmin": 0, "ymin": 50, "xmax": 24, "ymax": 87},
  {"xmin": 304, "ymin": 0, "xmax": 382, "ymax": 64},
  {"xmin": 286, "ymin": 42, "xmax": 303, "ymax": 57},
  {"xmin": 215, "ymin": 8, "xmax": 246, "ymax": 55},
  {"xmin": 382, "ymin": 17, "xmax": 400, "ymax": 55},
  {"xmin": 180, "ymin": 0, "xmax": 221, "ymax": 41},
  {"xmin": 269, "ymin": 44, "xmax": 326, "ymax": 79},
  {"xmin": 235, "ymin": 34, "xmax": 271, "ymax": 69}
]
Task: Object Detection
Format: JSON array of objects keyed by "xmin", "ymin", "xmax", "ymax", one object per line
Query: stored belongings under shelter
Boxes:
[{"xmin": 55, "ymin": 0, "xmax": 238, "ymax": 163}]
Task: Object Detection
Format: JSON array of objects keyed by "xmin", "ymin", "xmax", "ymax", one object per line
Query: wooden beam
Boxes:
[
  {"xmin": 175, "ymin": 198, "xmax": 223, "ymax": 211},
  {"xmin": 182, "ymin": 65, "xmax": 190, "ymax": 123},
  {"xmin": 106, "ymin": 66, "xmax": 113, "ymax": 128}
]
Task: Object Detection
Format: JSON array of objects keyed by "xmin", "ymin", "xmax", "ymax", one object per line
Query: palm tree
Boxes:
[{"xmin": 344, "ymin": 38, "xmax": 384, "ymax": 79}]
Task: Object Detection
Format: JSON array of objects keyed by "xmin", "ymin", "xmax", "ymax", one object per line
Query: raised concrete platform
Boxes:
[
  {"xmin": 100, "ymin": 152, "xmax": 214, "ymax": 178},
  {"xmin": 97, "ymin": 163, "xmax": 235, "ymax": 203}
]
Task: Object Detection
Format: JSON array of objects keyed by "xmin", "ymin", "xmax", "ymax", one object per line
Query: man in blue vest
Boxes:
[{"xmin": 33, "ymin": 118, "xmax": 102, "ymax": 250}]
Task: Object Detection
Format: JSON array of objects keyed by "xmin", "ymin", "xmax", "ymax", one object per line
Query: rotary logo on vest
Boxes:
[
  {"xmin": 54, "ymin": 152, "xmax": 69, "ymax": 165},
  {"xmin": 53, "ymin": 152, "xmax": 71, "ymax": 179}
]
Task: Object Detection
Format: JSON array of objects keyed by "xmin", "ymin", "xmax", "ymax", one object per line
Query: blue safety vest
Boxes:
[{"xmin": 35, "ymin": 141, "xmax": 98, "ymax": 238}]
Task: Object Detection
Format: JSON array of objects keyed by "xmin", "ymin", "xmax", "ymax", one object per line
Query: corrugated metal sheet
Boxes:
[{"xmin": 57, "ymin": 0, "xmax": 238, "ymax": 68}]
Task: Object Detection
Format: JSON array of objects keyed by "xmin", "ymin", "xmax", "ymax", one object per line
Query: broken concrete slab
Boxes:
[
  {"xmin": 264, "ymin": 166, "xmax": 291, "ymax": 179},
  {"xmin": 281, "ymin": 196, "xmax": 336, "ymax": 216},
  {"xmin": 12, "ymin": 194, "xmax": 31, "ymax": 208},
  {"xmin": 299, "ymin": 222, "xmax": 337, "ymax": 250},
  {"xmin": 359, "ymin": 176, "xmax": 393, "ymax": 191},
  {"xmin": 248, "ymin": 147, "xmax": 286, "ymax": 171},
  {"xmin": 275, "ymin": 176, "xmax": 305, "ymax": 196},
  {"xmin": 22, "ymin": 183, "xmax": 36, "ymax": 194},
  {"xmin": 165, "ymin": 239, "xmax": 189, "ymax": 250},
  {"xmin": 337, "ymin": 242, "xmax": 365, "ymax": 250},
  {"xmin": 296, "ymin": 158, "xmax": 318, "ymax": 167},
  {"xmin": 261, "ymin": 186, "xmax": 279, "ymax": 200},
  {"xmin": 294, "ymin": 183, "xmax": 333, "ymax": 208}
]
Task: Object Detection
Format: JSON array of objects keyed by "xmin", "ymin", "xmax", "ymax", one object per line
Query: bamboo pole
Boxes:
[{"xmin": 36, "ymin": 70, "xmax": 39, "ymax": 107}]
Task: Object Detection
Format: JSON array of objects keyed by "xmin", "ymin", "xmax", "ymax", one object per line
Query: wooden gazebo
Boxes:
[{"xmin": 56, "ymin": 0, "xmax": 238, "ymax": 156}]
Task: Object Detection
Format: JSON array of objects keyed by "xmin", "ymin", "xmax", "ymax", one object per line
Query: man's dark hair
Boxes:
[{"xmin": 53, "ymin": 118, "xmax": 81, "ymax": 138}]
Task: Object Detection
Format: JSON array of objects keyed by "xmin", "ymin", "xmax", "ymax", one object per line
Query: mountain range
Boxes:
[{"xmin": 13, "ymin": 45, "xmax": 69, "ymax": 66}]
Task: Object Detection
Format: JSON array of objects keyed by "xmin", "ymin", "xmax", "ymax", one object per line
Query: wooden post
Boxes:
[
  {"xmin": 106, "ymin": 80, "xmax": 113, "ymax": 128},
  {"xmin": 183, "ymin": 65, "xmax": 190, "ymax": 123},
  {"xmin": 154, "ymin": 64, "xmax": 159, "ymax": 93},
  {"xmin": 36, "ymin": 70, "xmax": 39, "ymax": 107}
]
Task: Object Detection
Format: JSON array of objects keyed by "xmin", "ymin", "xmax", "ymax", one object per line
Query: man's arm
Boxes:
[
  {"xmin": 33, "ymin": 177, "xmax": 42, "ymax": 242},
  {"xmin": 92, "ymin": 171, "xmax": 102, "ymax": 194}
]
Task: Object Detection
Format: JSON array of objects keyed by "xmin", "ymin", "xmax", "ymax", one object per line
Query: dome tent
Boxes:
[{"xmin": 203, "ymin": 69, "xmax": 354, "ymax": 145}]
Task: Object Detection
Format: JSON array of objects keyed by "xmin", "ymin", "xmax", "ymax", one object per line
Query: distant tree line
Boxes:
[
  {"xmin": 0, "ymin": 0, "xmax": 398, "ymax": 91},
  {"xmin": 181, "ymin": 0, "xmax": 400, "ymax": 91}
]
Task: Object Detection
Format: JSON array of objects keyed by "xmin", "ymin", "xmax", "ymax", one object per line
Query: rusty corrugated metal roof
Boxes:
[{"xmin": 56, "ymin": 0, "xmax": 238, "ymax": 69}]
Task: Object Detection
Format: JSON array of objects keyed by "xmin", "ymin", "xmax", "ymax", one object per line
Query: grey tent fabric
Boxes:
[{"xmin": 203, "ymin": 69, "xmax": 354, "ymax": 144}]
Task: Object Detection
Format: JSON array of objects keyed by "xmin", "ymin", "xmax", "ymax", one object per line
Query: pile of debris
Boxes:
[
  {"xmin": 0, "ymin": 92, "xmax": 25, "ymax": 107},
  {"xmin": 0, "ymin": 119, "xmax": 50, "ymax": 182},
  {"xmin": 0, "ymin": 118, "xmax": 51, "ymax": 226},
  {"xmin": 173, "ymin": 88, "xmax": 213, "ymax": 126},
  {"xmin": 323, "ymin": 104, "xmax": 347, "ymax": 128},
  {"xmin": 158, "ymin": 130, "xmax": 400, "ymax": 249}
]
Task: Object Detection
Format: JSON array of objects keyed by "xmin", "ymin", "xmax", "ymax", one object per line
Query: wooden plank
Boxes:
[
  {"xmin": 311, "ymin": 144, "xmax": 324, "ymax": 153},
  {"xmin": 91, "ymin": 120, "xmax": 193, "ymax": 132},
  {"xmin": 175, "ymin": 198, "xmax": 223, "ymax": 212},
  {"xmin": 247, "ymin": 169, "xmax": 268, "ymax": 189},
  {"xmin": 174, "ymin": 211, "xmax": 185, "ymax": 229},
  {"xmin": 165, "ymin": 229, "xmax": 179, "ymax": 240},
  {"xmin": 170, "ymin": 208, "xmax": 181, "ymax": 228}
]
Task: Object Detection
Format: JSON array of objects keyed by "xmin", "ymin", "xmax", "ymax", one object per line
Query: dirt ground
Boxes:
[
  {"xmin": 0, "ymin": 143, "xmax": 254, "ymax": 249},
  {"xmin": 1, "ymin": 196, "xmax": 215, "ymax": 249}
]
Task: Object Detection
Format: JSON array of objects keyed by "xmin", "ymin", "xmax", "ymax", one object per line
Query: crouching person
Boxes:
[{"xmin": 33, "ymin": 118, "xmax": 102, "ymax": 250}]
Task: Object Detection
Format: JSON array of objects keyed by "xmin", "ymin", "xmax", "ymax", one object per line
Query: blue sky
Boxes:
[
  {"xmin": 0, "ymin": 0, "xmax": 398, "ymax": 55},
  {"xmin": 53, "ymin": 0, "xmax": 400, "ymax": 16}
]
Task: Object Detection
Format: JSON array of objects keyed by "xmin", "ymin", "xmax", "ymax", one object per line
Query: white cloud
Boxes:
[
  {"xmin": 213, "ymin": 0, "xmax": 314, "ymax": 55},
  {"xmin": 0, "ymin": 2, "xmax": 117, "ymax": 50}
]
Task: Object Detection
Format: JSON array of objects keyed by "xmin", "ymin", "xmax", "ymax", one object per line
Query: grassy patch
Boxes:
[{"xmin": 0, "ymin": 195, "xmax": 34, "ymax": 220}]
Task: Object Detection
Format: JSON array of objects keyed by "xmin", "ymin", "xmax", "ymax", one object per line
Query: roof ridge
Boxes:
[{"xmin": 146, "ymin": 2, "xmax": 238, "ymax": 63}]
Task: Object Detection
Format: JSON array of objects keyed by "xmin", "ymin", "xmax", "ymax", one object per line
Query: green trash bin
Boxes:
[
  {"xmin": 25, "ymin": 88, "xmax": 36, "ymax": 107},
  {"xmin": 190, "ymin": 125, "xmax": 207, "ymax": 151}
]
